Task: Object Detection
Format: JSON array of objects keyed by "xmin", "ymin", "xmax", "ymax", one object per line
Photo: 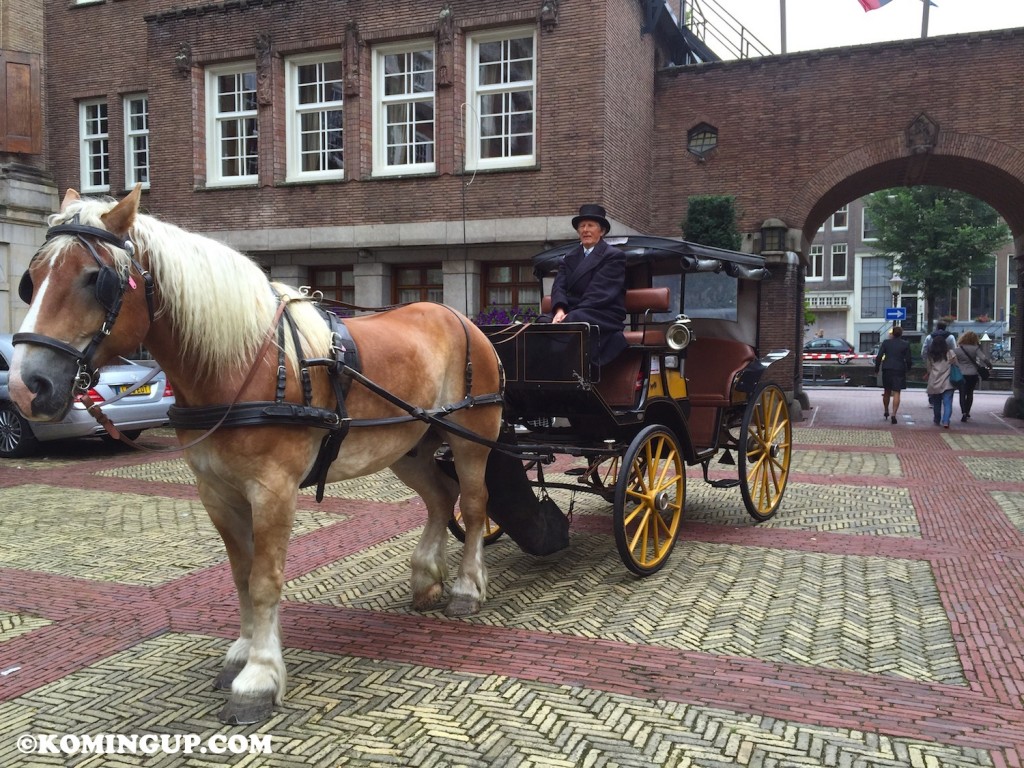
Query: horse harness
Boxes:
[
  {"xmin": 14, "ymin": 215, "xmax": 155, "ymax": 390},
  {"xmin": 163, "ymin": 296, "xmax": 504, "ymax": 501},
  {"xmin": 14, "ymin": 222, "xmax": 504, "ymax": 499}
]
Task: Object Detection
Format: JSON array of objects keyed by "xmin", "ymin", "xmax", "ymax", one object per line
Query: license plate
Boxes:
[{"xmin": 116, "ymin": 384, "xmax": 152, "ymax": 396}]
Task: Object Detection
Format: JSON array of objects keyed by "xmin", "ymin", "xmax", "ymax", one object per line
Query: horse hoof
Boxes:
[
  {"xmin": 444, "ymin": 594, "xmax": 481, "ymax": 617},
  {"xmin": 213, "ymin": 663, "xmax": 245, "ymax": 691},
  {"xmin": 411, "ymin": 585, "xmax": 445, "ymax": 612},
  {"xmin": 218, "ymin": 693, "xmax": 275, "ymax": 725}
]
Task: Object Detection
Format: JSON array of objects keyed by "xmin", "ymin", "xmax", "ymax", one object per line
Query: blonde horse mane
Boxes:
[{"xmin": 42, "ymin": 195, "xmax": 332, "ymax": 378}]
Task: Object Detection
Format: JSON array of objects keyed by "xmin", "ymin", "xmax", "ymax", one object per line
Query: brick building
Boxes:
[{"xmin": 5, "ymin": 0, "xmax": 713, "ymax": 329}]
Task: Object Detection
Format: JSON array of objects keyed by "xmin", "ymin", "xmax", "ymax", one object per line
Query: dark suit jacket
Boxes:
[
  {"xmin": 548, "ymin": 239, "xmax": 628, "ymax": 366},
  {"xmin": 874, "ymin": 337, "xmax": 912, "ymax": 372}
]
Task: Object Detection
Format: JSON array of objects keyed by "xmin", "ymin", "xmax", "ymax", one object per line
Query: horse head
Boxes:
[{"xmin": 9, "ymin": 184, "xmax": 153, "ymax": 421}]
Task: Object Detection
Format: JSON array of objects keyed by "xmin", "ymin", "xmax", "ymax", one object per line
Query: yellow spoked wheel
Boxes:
[
  {"xmin": 447, "ymin": 508, "xmax": 504, "ymax": 545},
  {"xmin": 738, "ymin": 383, "xmax": 792, "ymax": 522},
  {"xmin": 613, "ymin": 426, "xmax": 685, "ymax": 576}
]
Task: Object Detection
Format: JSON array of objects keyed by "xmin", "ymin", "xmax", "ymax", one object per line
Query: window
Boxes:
[
  {"xmin": 832, "ymin": 205, "xmax": 848, "ymax": 230},
  {"xmin": 466, "ymin": 29, "xmax": 535, "ymax": 171},
  {"xmin": 482, "ymin": 263, "xmax": 541, "ymax": 317},
  {"xmin": 860, "ymin": 256, "xmax": 889, "ymax": 319},
  {"xmin": 79, "ymin": 98, "xmax": 109, "ymax": 193},
  {"xmin": 309, "ymin": 267, "xmax": 354, "ymax": 314},
  {"xmin": 687, "ymin": 123, "xmax": 717, "ymax": 158},
  {"xmin": 373, "ymin": 42, "xmax": 434, "ymax": 176},
  {"xmin": 393, "ymin": 265, "xmax": 443, "ymax": 303},
  {"xmin": 206, "ymin": 63, "xmax": 258, "ymax": 186},
  {"xmin": 124, "ymin": 94, "xmax": 150, "ymax": 189},
  {"xmin": 286, "ymin": 54, "xmax": 344, "ymax": 182},
  {"xmin": 807, "ymin": 245, "xmax": 824, "ymax": 280},
  {"xmin": 831, "ymin": 244, "xmax": 848, "ymax": 280},
  {"xmin": 862, "ymin": 207, "xmax": 878, "ymax": 241},
  {"xmin": 970, "ymin": 261, "xmax": 996, "ymax": 321}
]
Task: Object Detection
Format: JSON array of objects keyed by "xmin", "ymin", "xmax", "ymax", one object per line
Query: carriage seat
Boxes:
[
  {"xmin": 685, "ymin": 336, "xmax": 756, "ymax": 408},
  {"xmin": 539, "ymin": 287, "xmax": 671, "ymax": 347}
]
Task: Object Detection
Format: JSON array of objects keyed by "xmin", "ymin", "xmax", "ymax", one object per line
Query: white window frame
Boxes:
[
  {"xmin": 372, "ymin": 40, "xmax": 435, "ymax": 177},
  {"xmin": 831, "ymin": 243, "xmax": 848, "ymax": 280},
  {"xmin": 205, "ymin": 62, "xmax": 259, "ymax": 187},
  {"xmin": 807, "ymin": 245, "xmax": 824, "ymax": 281},
  {"xmin": 285, "ymin": 52, "xmax": 344, "ymax": 182},
  {"xmin": 79, "ymin": 98, "xmax": 110, "ymax": 193},
  {"xmin": 465, "ymin": 27, "xmax": 536, "ymax": 172},
  {"xmin": 832, "ymin": 205, "xmax": 849, "ymax": 231},
  {"xmin": 123, "ymin": 93, "xmax": 150, "ymax": 190},
  {"xmin": 861, "ymin": 209, "xmax": 877, "ymax": 242}
]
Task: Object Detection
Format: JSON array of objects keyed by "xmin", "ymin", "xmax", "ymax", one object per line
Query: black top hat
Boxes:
[{"xmin": 571, "ymin": 204, "xmax": 611, "ymax": 234}]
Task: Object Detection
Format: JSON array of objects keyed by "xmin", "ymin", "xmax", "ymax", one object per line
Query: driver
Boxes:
[{"xmin": 544, "ymin": 204, "xmax": 628, "ymax": 366}]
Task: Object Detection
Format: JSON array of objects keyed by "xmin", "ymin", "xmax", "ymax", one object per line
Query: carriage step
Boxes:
[{"xmin": 709, "ymin": 478, "xmax": 740, "ymax": 488}]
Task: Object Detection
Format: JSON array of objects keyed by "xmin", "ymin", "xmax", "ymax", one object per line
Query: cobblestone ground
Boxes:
[{"xmin": 1, "ymin": 387, "xmax": 1023, "ymax": 767}]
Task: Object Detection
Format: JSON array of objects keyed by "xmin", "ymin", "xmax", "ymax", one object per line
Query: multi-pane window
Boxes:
[
  {"xmin": 807, "ymin": 245, "xmax": 824, "ymax": 280},
  {"xmin": 832, "ymin": 205, "xmax": 848, "ymax": 230},
  {"xmin": 286, "ymin": 54, "xmax": 344, "ymax": 181},
  {"xmin": 482, "ymin": 263, "xmax": 541, "ymax": 317},
  {"xmin": 373, "ymin": 42, "xmax": 434, "ymax": 176},
  {"xmin": 79, "ymin": 99, "xmax": 109, "ymax": 193},
  {"xmin": 394, "ymin": 265, "xmax": 443, "ymax": 304},
  {"xmin": 831, "ymin": 244, "xmax": 848, "ymax": 280},
  {"xmin": 466, "ymin": 29, "xmax": 535, "ymax": 171},
  {"xmin": 309, "ymin": 267, "xmax": 354, "ymax": 314},
  {"xmin": 123, "ymin": 94, "xmax": 150, "ymax": 189},
  {"xmin": 860, "ymin": 256, "xmax": 889, "ymax": 319},
  {"xmin": 206, "ymin": 64, "xmax": 258, "ymax": 186}
]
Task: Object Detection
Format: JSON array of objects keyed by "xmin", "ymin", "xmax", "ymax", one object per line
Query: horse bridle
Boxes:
[{"xmin": 13, "ymin": 215, "xmax": 155, "ymax": 391}]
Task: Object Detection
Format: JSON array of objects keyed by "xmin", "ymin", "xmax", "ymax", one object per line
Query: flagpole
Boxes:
[
  {"xmin": 780, "ymin": 0, "xmax": 787, "ymax": 53},
  {"xmin": 921, "ymin": 0, "xmax": 930, "ymax": 38}
]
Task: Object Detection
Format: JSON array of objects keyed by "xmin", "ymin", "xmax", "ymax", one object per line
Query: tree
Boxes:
[
  {"xmin": 865, "ymin": 187, "xmax": 1009, "ymax": 324},
  {"xmin": 682, "ymin": 195, "xmax": 741, "ymax": 250}
]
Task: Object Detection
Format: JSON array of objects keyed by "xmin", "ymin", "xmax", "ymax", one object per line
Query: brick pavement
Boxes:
[{"xmin": 0, "ymin": 386, "xmax": 1023, "ymax": 766}]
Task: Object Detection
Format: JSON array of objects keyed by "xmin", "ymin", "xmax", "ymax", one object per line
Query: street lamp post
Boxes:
[{"xmin": 889, "ymin": 273, "xmax": 904, "ymax": 327}]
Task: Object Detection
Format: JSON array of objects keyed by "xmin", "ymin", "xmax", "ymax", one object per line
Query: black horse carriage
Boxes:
[{"xmin": 447, "ymin": 235, "xmax": 793, "ymax": 576}]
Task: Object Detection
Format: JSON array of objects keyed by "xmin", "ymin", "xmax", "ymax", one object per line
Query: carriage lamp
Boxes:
[
  {"xmin": 889, "ymin": 273, "xmax": 904, "ymax": 325},
  {"xmin": 759, "ymin": 219, "xmax": 788, "ymax": 253}
]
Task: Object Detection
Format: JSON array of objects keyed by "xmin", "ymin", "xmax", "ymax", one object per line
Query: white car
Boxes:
[{"xmin": 0, "ymin": 334, "xmax": 174, "ymax": 458}]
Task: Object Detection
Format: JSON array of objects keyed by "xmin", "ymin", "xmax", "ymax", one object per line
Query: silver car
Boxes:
[{"xmin": 0, "ymin": 334, "xmax": 174, "ymax": 458}]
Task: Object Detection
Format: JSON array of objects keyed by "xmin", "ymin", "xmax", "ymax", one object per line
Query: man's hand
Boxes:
[{"xmin": 552, "ymin": 309, "xmax": 566, "ymax": 323}]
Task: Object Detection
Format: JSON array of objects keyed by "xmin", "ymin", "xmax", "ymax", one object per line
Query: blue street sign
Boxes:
[{"xmin": 885, "ymin": 307, "xmax": 907, "ymax": 320}]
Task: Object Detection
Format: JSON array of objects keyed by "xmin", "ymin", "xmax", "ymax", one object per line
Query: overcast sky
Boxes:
[{"xmin": 707, "ymin": 0, "xmax": 1024, "ymax": 58}]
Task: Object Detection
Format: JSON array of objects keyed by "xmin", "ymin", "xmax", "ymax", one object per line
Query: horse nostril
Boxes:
[{"xmin": 25, "ymin": 373, "xmax": 59, "ymax": 416}]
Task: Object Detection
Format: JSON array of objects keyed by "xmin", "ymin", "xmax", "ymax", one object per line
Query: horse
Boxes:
[{"xmin": 8, "ymin": 184, "xmax": 504, "ymax": 724}]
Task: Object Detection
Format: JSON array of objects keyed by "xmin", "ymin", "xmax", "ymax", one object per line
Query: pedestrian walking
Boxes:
[
  {"xmin": 953, "ymin": 330, "xmax": 991, "ymax": 422},
  {"xmin": 874, "ymin": 326, "xmax": 912, "ymax": 424},
  {"xmin": 925, "ymin": 335, "xmax": 958, "ymax": 428}
]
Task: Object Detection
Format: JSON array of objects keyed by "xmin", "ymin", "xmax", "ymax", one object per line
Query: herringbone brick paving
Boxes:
[{"xmin": 1, "ymin": 387, "xmax": 1023, "ymax": 766}]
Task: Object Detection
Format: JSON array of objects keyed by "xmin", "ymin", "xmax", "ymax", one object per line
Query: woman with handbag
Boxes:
[
  {"xmin": 953, "ymin": 330, "xmax": 991, "ymax": 422},
  {"xmin": 874, "ymin": 325, "xmax": 913, "ymax": 424},
  {"xmin": 926, "ymin": 336, "xmax": 958, "ymax": 428}
]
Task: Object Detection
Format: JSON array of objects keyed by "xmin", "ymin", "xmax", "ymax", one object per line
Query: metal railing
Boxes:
[{"xmin": 678, "ymin": 0, "xmax": 774, "ymax": 60}]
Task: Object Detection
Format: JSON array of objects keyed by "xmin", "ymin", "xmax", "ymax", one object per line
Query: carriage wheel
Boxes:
[
  {"xmin": 738, "ymin": 383, "xmax": 792, "ymax": 522},
  {"xmin": 447, "ymin": 508, "xmax": 504, "ymax": 545},
  {"xmin": 613, "ymin": 425, "xmax": 685, "ymax": 577}
]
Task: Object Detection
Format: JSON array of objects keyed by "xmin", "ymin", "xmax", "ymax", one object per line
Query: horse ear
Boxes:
[
  {"xmin": 60, "ymin": 189, "xmax": 80, "ymax": 211},
  {"xmin": 100, "ymin": 183, "xmax": 142, "ymax": 237}
]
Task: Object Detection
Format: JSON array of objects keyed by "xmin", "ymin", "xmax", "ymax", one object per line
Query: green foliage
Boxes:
[
  {"xmin": 682, "ymin": 195, "xmax": 741, "ymax": 250},
  {"xmin": 865, "ymin": 187, "xmax": 1010, "ymax": 323},
  {"xmin": 804, "ymin": 300, "xmax": 816, "ymax": 329}
]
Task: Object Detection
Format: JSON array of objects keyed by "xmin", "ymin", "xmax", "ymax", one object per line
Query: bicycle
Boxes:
[{"xmin": 991, "ymin": 343, "xmax": 1009, "ymax": 362}]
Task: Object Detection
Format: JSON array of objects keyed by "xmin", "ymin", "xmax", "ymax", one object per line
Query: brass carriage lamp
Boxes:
[{"xmin": 759, "ymin": 219, "xmax": 788, "ymax": 253}]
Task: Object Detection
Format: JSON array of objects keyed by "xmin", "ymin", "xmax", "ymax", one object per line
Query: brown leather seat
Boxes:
[{"xmin": 685, "ymin": 337, "xmax": 756, "ymax": 407}]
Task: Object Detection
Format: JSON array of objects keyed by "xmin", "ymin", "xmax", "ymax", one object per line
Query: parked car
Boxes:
[
  {"xmin": 803, "ymin": 338, "xmax": 856, "ymax": 355},
  {"xmin": 0, "ymin": 334, "xmax": 174, "ymax": 458}
]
